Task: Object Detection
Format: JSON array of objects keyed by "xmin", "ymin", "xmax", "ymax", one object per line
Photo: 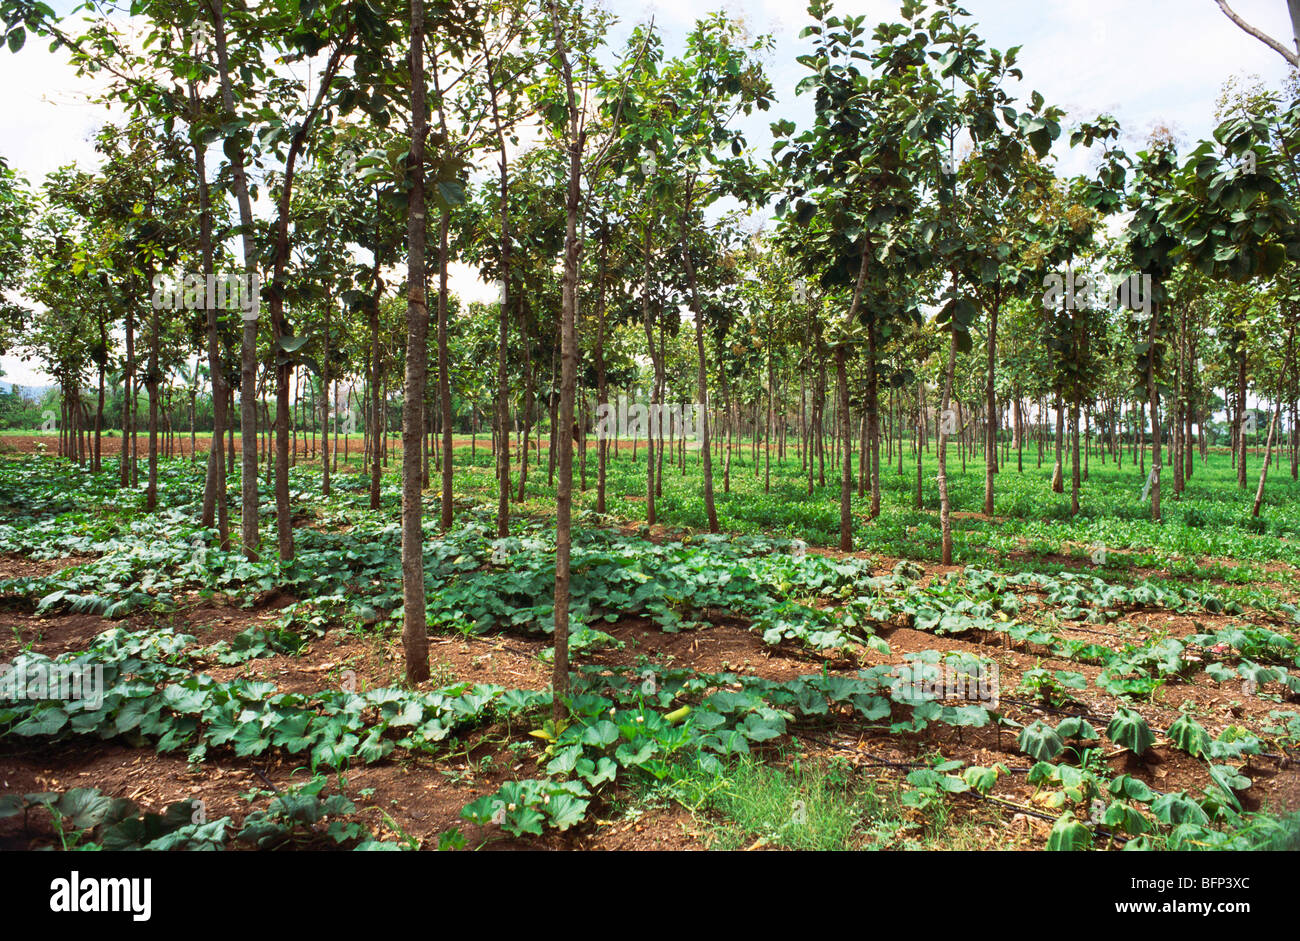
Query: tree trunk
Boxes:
[
  {"xmin": 482, "ymin": 36, "xmax": 513, "ymax": 540},
  {"xmin": 866, "ymin": 318, "xmax": 881, "ymax": 518},
  {"xmin": 400, "ymin": 0, "xmax": 430, "ymax": 685},
  {"xmin": 679, "ymin": 231, "xmax": 719, "ymax": 534},
  {"xmin": 1051, "ymin": 391, "xmax": 1064, "ymax": 493},
  {"xmin": 1252, "ymin": 398, "xmax": 1283, "ymax": 518},
  {"xmin": 1148, "ymin": 298, "xmax": 1162, "ymax": 522},
  {"xmin": 146, "ymin": 264, "xmax": 160, "ymax": 512},
  {"xmin": 208, "ymin": 0, "xmax": 261, "ymax": 559},
  {"xmin": 120, "ymin": 306, "xmax": 134, "ymax": 489},
  {"xmin": 1070, "ymin": 401, "xmax": 1081, "ymax": 516},
  {"xmin": 983, "ymin": 289, "xmax": 999, "ymax": 515},
  {"xmin": 436, "ymin": 209, "xmax": 453, "ymax": 529},
  {"xmin": 550, "ymin": 9, "xmax": 582, "ymax": 721},
  {"xmin": 938, "ymin": 330, "xmax": 959, "ymax": 565},
  {"xmin": 835, "ymin": 345, "xmax": 852, "ymax": 551},
  {"xmin": 595, "ymin": 220, "xmax": 609, "ymax": 515},
  {"xmin": 1235, "ymin": 341, "xmax": 1249, "ymax": 488},
  {"xmin": 368, "ymin": 282, "xmax": 382, "ymax": 511}
]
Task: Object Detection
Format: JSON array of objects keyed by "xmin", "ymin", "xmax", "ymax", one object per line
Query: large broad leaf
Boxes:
[
  {"xmin": 1107, "ymin": 708, "xmax": 1154, "ymax": 757},
  {"xmin": 545, "ymin": 744, "xmax": 583, "ymax": 777},
  {"xmin": 1103, "ymin": 801, "xmax": 1152, "ymax": 836},
  {"xmin": 1150, "ymin": 791, "xmax": 1209, "ymax": 826},
  {"xmin": 545, "ymin": 793, "xmax": 589, "ymax": 831},
  {"xmin": 461, "ymin": 793, "xmax": 502, "ymax": 826},
  {"xmin": 1046, "ymin": 814, "xmax": 1091, "ymax": 851},
  {"xmin": 11, "ymin": 706, "xmax": 69, "ymax": 736},
  {"xmin": 1207, "ymin": 765, "xmax": 1251, "ymax": 809},
  {"xmin": 1018, "ymin": 720, "xmax": 1063, "ymax": 761},
  {"xmin": 1056, "ymin": 716, "xmax": 1099, "ymax": 741},
  {"xmin": 356, "ymin": 728, "xmax": 393, "ymax": 763},
  {"xmin": 579, "ymin": 720, "xmax": 619, "ymax": 747},
  {"xmin": 162, "ymin": 683, "xmax": 210, "ymax": 714},
  {"xmin": 1167, "ymin": 714, "xmax": 1210, "ymax": 758},
  {"xmin": 1108, "ymin": 774, "xmax": 1154, "ymax": 802},
  {"xmin": 0, "ymin": 795, "xmax": 25, "ymax": 819},
  {"xmin": 738, "ymin": 713, "xmax": 786, "ymax": 741},
  {"xmin": 433, "ymin": 180, "xmax": 466, "ymax": 209},
  {"xmin": 963, "ymin": 765, "xmax": 1002, "ymax": 794},
  {"xmin": 54, "ymin": 788, "xmax": 114, "ymax": 829}
]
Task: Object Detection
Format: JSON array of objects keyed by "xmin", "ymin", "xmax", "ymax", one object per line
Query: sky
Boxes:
[{"xmin": 0, "ymin": 0, "xmax": 1293, "ymax": 389}]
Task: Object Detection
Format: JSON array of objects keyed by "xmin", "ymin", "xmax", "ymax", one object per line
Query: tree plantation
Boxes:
[{"xmin": 1, "ymin": 0, "xmax": 1300, "ymax": 862}]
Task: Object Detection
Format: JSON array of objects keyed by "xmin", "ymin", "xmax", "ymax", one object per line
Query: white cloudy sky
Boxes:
[{"xmin": 0, "ymin": 0, "xmax": 1292, "ymax": 387}]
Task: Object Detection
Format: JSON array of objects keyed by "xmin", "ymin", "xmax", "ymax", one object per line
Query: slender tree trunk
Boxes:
[
  {"xmin": 1252, "ymin": 398, "xmax": 1283, "ymax": 518},
  {"xmin": 983, "ymin": 289, "xmax": 1000, "ymax": 515},
  {"xmin": 641, "ymin": 226, "xmax": 658, "ymax": 526},
  {"xmin": 1148, "ymin": 297, "xmax": 1162, "ymax": 522},
  {"xmin": 1236, "ymin": 341, "xmax": 1249, "ymax": 487},
  {"xmin": 369, "ymin": 273, "xmax": 382, "ymax": 511},
  {"xmin": 680, "ymin": 229, "xmax": 718, "ymax": 533},
  {"xmin": 1070, "ymin": 401, "xmax": 1081, "ymax": 516},
  {"xmin": 437, "ymin": 209, "xmax": 453, "ymax": 529},
  {"xmin": 595, "ymin": 221, "xmax": 610, "ymax": 515},
  {"xmin": 482, "ymin": 38, "xmax": 513, "ymax": 540},
  {"xmin": 120, "ymin": 306, "xmax": 134, "ymax": 489},
  {"xmin": 208, "ymin": 0, "xmax": 260, "ymax": 559},
  {"xmin": 550, "ymin": 7, "xmax": 582, "ymax": 720},
  {"xmin": 1051, "ymin": 391, "xmax": 1064, "ymax": 493},
  {"xmin": 400, "ymin": 0, "xmax": 431, "ymax": 684},
  {"xmin": 916, "ymin": 380, "xmax": 925, "ymax": 509},
  {"xmin": 95, "ymin": 361, "xmax": 105, "ymax": 475},
  {"xmin": 835, "ymin": 345, "xmax": 852, "ymax": 551},
  {"xmin": 938, "ymin": 329, "xmax": 959, "ymax": 565},
  {"xmin": 517, "ymin": 297, "xmax": 534, "ymax": 502},
  {"xmin": 321, "ymin": 295, "xmax": 332, "ymax": 497},
  {"xmin": 146, "ymin": 263, "xmax": 160, "ymax": 512},
  {"xmin": 866, "ymin": 319, "xmax": 881, "ymax": 518}
]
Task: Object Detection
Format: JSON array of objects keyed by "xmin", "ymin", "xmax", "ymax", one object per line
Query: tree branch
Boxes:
[{"xmin": 1214, "ymin": 0, "xmax": 1298, "ymax": 66}]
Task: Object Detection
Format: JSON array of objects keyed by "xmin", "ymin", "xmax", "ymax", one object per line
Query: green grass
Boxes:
[
  {"xmin": 629, "ymin": 749, "xmax": 996, "ymax": 851},
  {"xmin": 418, "ymin": 435, "xmax": 1300, "ymax": 575},
  {"xmin": 9, "ymin": 434, "xmax": 1300, "ymax": 580}
]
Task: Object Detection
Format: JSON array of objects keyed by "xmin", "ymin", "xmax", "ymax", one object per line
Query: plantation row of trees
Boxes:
[{"xmin": 1, "ymin": 0, "xmax": 1298, "ymax": 694}]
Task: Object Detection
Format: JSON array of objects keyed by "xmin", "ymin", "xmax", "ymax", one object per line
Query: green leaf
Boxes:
[
  {"xmin": 434, "ymin": 180, "xmax": 466, "ymax": 208},
  {"xmin": 1107, "ymin": 708, "xmax": 1154, "ymax": 757},
  {"xmin": 545, "ymin": 792, "xmax": 589, "ymax": 831},
  {"xmin": 1167, "ymin": 714, "xmax": 1210, "ymax": 758},
  {"xmin": 356, "ymin": 728, "xmax": 393, "ymax": 763},
  {"xmin": 1108, "ymin": 774, "xmax": 1154, "ymax": 802},
  {"xmin": 54, "ymin": 788, "xmax": 114, "ymax": 829},
  {"xmin": 1207, "ymin": 764, "xmax": 1250, "ymax": 808},
  {"xmin": 1056, "ymin": 716, "xmax": 1099, "ymax": 741},
  {"xmin": 1151, "ymin": 791, "xmax": 1209, "ymax": 826},
  {"xmin": 580, "ymin": 720, "xmax": 619, "ymax": 747},
  {"xmin": 1046, "ymin": 814, "xmax": 1091, "ymax": 851},
  {"xmin": 11, "ymin": 706, "xmax": 69, "ymax": 736},
  {"xmin": 962, "ymin": 765, "xmax": 1001, "ymax": 794},
  {"xmin": 1102, "ymin": 800, "xmax": 1152, "ymax": 836},
  {"xmin": 1018, "ymin": 720, "xmax": 1064, "ymax": 761}
]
